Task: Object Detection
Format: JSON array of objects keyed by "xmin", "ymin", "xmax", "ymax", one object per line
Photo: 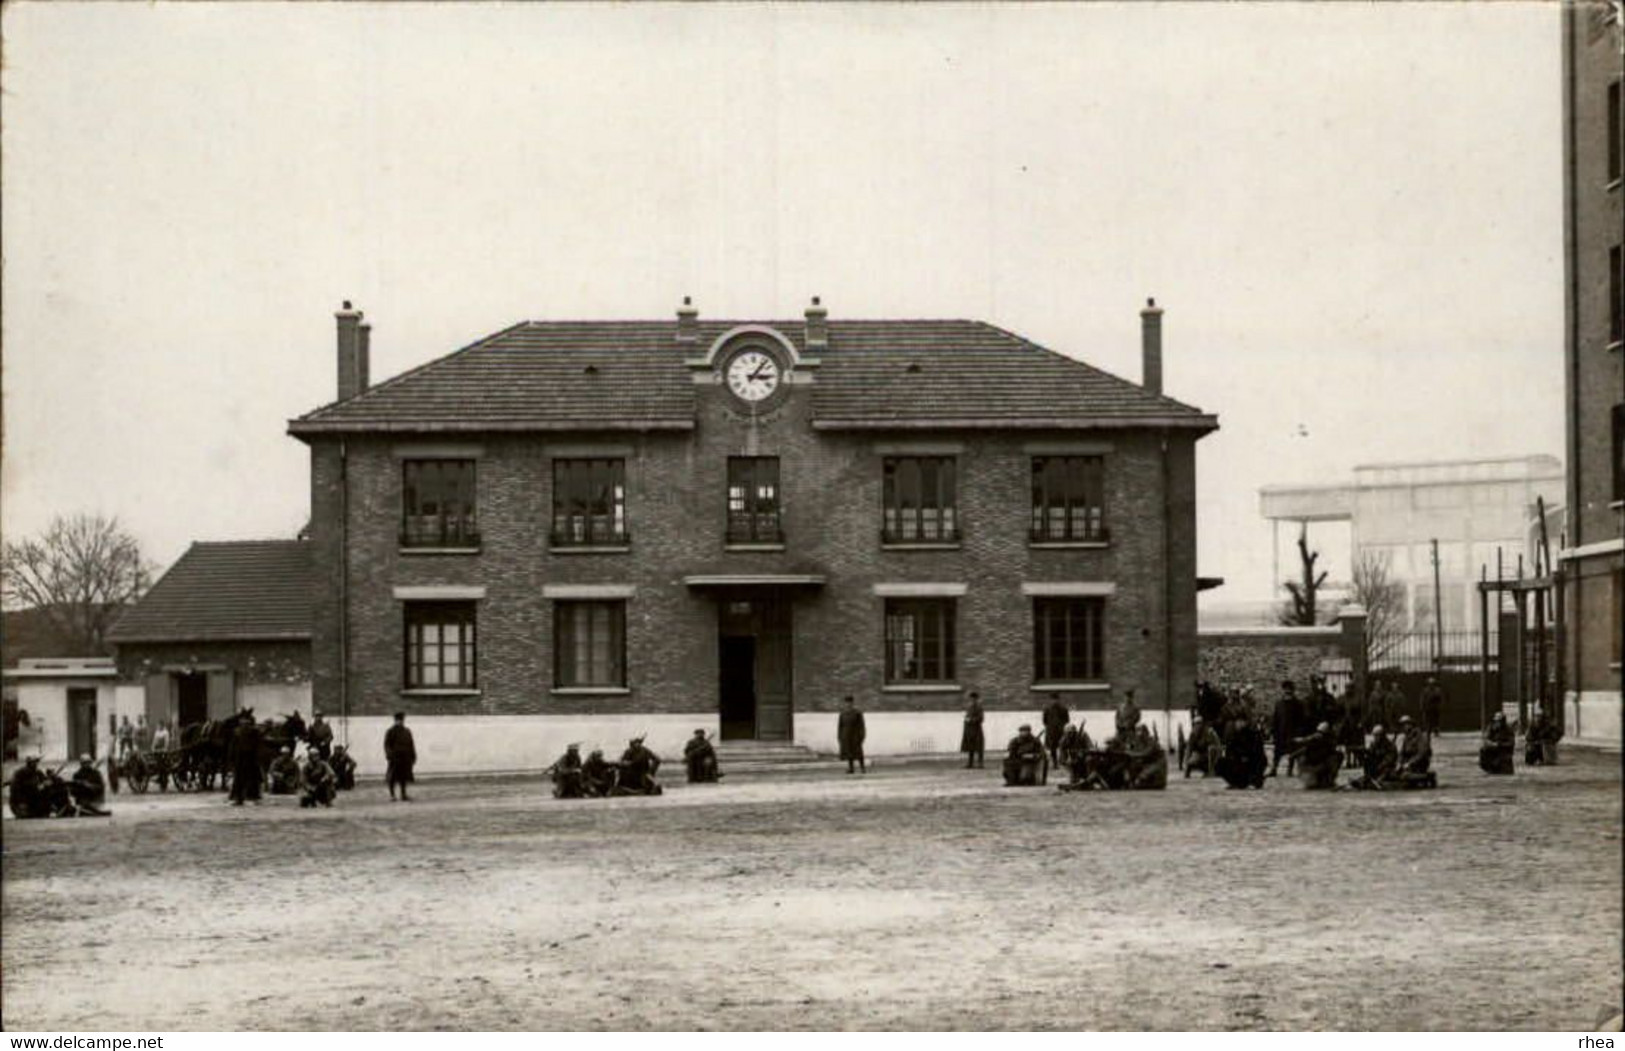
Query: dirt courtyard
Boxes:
[{"xmin": 3, "ymin": 736, "xmax": 1620, "ymax": 1031}]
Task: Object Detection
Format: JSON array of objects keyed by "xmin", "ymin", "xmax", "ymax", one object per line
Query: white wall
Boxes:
[
  {"xmin": 795, "ymin": 708, "xmax": 1192, "ymax": 757},
  {"xmin": 242, "ymin": 684, "xmax": 312, "ymax": 718},
  {"xmin": 1565, "ymin": 690, "xmax": 1622, "ymax": 745},
  {"xmin": 13, "ymin": 680, "xmax": 122, "ymax": 762}
]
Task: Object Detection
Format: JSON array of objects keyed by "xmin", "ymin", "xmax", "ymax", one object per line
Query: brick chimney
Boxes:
[
  {"xmin": 1140, "ymin": 297, "xmax": 1163, "ymax": 396},
  {"xmin": 336, "ymin": 301, "xmax": 368, "ymax": 401},
  {"xmin": 676, "ymin": 295, "xmax": 699, "ymax": 343},
  {"xmin": 804, "ymin": 295, "xmax": 828, "ymax": 351}
]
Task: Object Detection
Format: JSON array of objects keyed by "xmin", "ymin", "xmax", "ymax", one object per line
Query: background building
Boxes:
[
  {"xmin": 287, "ymin": 298, "xmax": 1218, "ymax": 771},
  {"xmin": 1559, "ymin": 0, "xmax": 1625, "ymax": 744}
]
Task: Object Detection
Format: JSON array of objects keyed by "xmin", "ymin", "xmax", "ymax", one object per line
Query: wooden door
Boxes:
[
  {"xmin": 67, "ymin": 687, "xmax": 97, "ymax": 759},
  {"xmin": 205, "ymin": 669, "xmax": 236, "ymax": 720},
  {"xmin": 755, "ymin": 598, "xmax": 792, "ymax": 740},
  {"xmin": 144, "ymin": 674, "xmax": 173, "ymax": 728}
]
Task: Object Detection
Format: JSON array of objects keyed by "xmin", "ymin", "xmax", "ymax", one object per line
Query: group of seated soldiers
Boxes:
[
  {"xmin": 5, "ymin": 754, "xmax": 111, "ymax": 818},
  {"xmin": 549, "ymin": 732, "xmax": 722, "ymax": 799},
  {"xmin": 1003, "ymin": 693, "xmax": 1170, "ymax": 791},
  {"xmin": 265, "ymin": 745, "xmax": 354, "ymax": 808}
]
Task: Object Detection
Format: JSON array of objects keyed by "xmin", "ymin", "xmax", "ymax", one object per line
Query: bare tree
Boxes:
[
  {"xmin": 1350, "ymin": 547, "xmax": 1406, "ymax": 668},
  {"xmin": 2, "ymin": 513, "xmax": 154, "ymax": 653},
  {"xmin": 1278, "ymin": 522, "xmax": 1329, "ymax": 626}
]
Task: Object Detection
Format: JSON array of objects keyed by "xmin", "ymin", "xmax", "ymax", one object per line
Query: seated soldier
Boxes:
[
  {"xmin": 1002, "ymin": 725, "xmax": 1047, "ymax": 787},
  {"xmin": 330, "ymin": 745, "xmax": 357, "ymax": 791},
  {"xmin": 1183, "ymin": 716, "xmax": 1222, "ymax": 779},
  {"xmin": 69, "ymin": 755, "xmax": 110, "ymax": 816},
  {"xmin": 684, "ymin": 729, "xmax": 721, "ymax": 784},
  {"xmin": 1349, "ymin": 724, "xmax": 1399, "ymax": 789},
  {"xmin": 299, "ymin": 751, "xmax": 338, "ymax": 808},
  {"xmin": 616, "ymin": 736, "xmax": 663, "ymax": 796},
  {"xmin": 582, "ymin": 748, "xmax": 617, "ymax": 797},
  {"xmin": 1057, "ymin": 721, "xmax": 1096, "ymax": 785},
  {"xmin": 1392, "ymin": 716, "xmax": 1437, "ymax": 788},
  {"xmin": 267, "ymin": 747, "xmax": 301, "ymax": 795},
  {"xmin": 1524, "ymin": 707, "xmax": 1561, "ymax": 766},
  {"xmin": 1127, "ymin": 724, "xmax": 1168, "ymax": 790},
  {"xmin": 1290, "ymin": 722, "xmax": 1343, "ymax": 790},
  {"xmin": 551, "ymin": 744, "xmax": 586, "ymax": 799},
  {"xmin": 8, "ymin": 755, "xmax": 49, "ymax": 818},
  {"xmin": 1479, "ymin": 712, "xmax": 1516, "ymax": 775},
  {"xmin": 1216, "ymin": 719, "xmax": 1268, "ymax": 790}
]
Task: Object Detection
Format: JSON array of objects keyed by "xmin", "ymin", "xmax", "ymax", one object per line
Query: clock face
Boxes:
[{"xmin": 725, "ymin": 349, "xmax": 781, "ymax": 403}]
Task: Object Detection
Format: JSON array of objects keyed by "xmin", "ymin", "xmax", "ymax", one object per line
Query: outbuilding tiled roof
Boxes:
[
  {"xmin": 289, "ymin": 318, "xmax": 1216, "ymax": 435},
  {"xmin": 107, "ymin": 541, "xmax": 313, "ymax": 643}
]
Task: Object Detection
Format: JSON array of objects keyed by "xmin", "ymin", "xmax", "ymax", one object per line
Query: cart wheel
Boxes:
[{"xmin": 128, "ymin": 767, "xmax": 150, "ymax": 794}]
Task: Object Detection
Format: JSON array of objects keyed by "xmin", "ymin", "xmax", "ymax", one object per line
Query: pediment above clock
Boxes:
[{"xmin": 683, "ymin": 325, "xmax": 822, "ymax": 373}]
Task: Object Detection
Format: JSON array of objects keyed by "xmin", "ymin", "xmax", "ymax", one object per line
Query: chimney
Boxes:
[
  {"xmin": 804, "ymin": 295, "xmax": 828, "ymax": 351},
  {"xmin": 1140, "ymin": 297, "xmax": 1163, "ymax": 396},
  {"xmin": 336, "ymin": 301, "xmax": 368, "ymax": 401},
  {"xmin": 676, "ymin": 295, "xmax": 699, "ymax": 343}
]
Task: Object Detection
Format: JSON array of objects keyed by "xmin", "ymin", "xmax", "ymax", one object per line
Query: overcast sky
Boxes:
[{"xmin": 1, "ymin": 2, "xmax": 1561, "ymax": 605}]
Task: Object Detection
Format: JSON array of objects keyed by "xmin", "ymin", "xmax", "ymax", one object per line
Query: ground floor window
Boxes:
[
  {"xmin": 884, "ymin": 598, "xmax": 956, "ymax": 684},
  {"xmin": 555, "ymin": 600, "xmax": 626, "ymax": 688},
  {"xmin": 404, "ymin": 601, "xmax": 477, "ymax": 689},
  {"xmin": 1033, "ymin": 597, "xmax": 1104, "ymax": 683}
]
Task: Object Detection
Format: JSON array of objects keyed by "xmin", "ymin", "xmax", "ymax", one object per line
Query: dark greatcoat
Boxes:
[
  {"xmin": 959, "ymin": 699, "xmax": 985, "ymax": 755},
  {"xmin": 384, "ymin": 724, "xmax": 417, "ymax": 787},
  {"xmin": 229, "ymin": 721, "xmax": 264, "ymax": 803},
  {"xmin": 837, "ymin": 707, "xmax": 866, "ymax": 761}
]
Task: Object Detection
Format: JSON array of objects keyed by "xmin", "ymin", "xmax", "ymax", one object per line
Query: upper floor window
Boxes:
[
  {"xmin": 727, "ymin": 457, "xmax": 782, "ymax": 544},
  {"xmin": 555, "ymin": 600, "xmax": 626, "ymax": 689},
  {"xmin": 1610, "ymin": 80, "xmax": 1622, "ymax": 184},
  {"xmin": 1030, "ymin": 455, "xmax": 1107, "ymax": 543},
  {"xmin": 552, "ymin": 459, "xmax": 627, "ymax": 547},
  {"xmin": 884, "ymin": 598, "xmax": 957, "ymax": 685},
  {"xmin": 1613, "ymin": 403, "xmax": 1625, "ymax": 503},
  {"xmin": 401, "ymin": 460, "xmax": 479, "ymax": 549},
  {"xmin": 1033, "ymin": 597, "xmax": 1105, "ymax": 683},
  {"xmin": 882, "ymin": 457, "xmax": 958, "ymax": 544},
  {"xmin": 404, "ymin": 601, "xmax": 477, "ymax": 690},
  {"xmin": 1613, "ymin": 245, "xmax": 1623, "ymax": 346}
]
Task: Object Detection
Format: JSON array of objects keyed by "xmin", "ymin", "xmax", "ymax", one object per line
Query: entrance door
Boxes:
[
  {"xmin": 716, "ymin": 594, "xmax": 793, "ymax": 741},
  {"xmin": 176, "ymin": 673, "xmax": 209, "ymax": 727},
  {"xmin": 67, "ymin": 687, "xmax": 97, "ymax": 759}
]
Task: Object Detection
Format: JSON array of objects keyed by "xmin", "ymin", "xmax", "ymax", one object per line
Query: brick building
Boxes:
[
  {"xmin": 287, "ymin": 298, "xmax": 1217, "ymax": 770},
  {"xmin": 1560, "ymin": 0, "xmax": 1624, "ymax": 743}
]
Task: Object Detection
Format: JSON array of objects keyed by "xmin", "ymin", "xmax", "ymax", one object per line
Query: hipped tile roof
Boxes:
[
  {"xmin": 289, "ymin": 318, "xmax": 1216, "ymax": 435},
  {"xmin": 107, "ymin": 541, "xmax": 313, "ymax": 643}
]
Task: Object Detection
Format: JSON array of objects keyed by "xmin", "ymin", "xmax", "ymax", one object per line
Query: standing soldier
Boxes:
[
  {"xmin": 384, "ymin": 711, "xmax": 416, "ymax": 802},
  {"xmin": 1420, "ymin": 678, "xmax": 1445, "ymax": 739},
  {"xmin": 307, "ymin": 712, "xmax": 334, "ymax": 761},
  {"xmin": 1041, "ymin": 693, "xmax": 1070, "ymax": 766},
  {"xmin": 960, "ymin": 692, "xmax": 985, "ymax": 770},
  {"xmin": 117, "ymin": 716, "xmax": 135, "ymax": 760},
  {"xmin": 228, "ymin": 716, "xmax": 264, "ymax": 806},
  {"xmin": 838, "ymin": 696, "xmax": 867, "ymax": 775},
  {"xmin": 1270, "ymin": 680, "xmax": 1305, "ymax": 778}
]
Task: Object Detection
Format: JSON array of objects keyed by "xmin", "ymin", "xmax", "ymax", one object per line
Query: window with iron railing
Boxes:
[
  {"xmin": 1030, "ymin": 455, "xmax": 1106, "ymax": 543},
  {"xmin": 727, "ymin": 457, "xmax": 782, "ymax": 544},
  {"xmin": 551, "ymin": 458, "xmax": 628, "ymax": 547},
  {"xmin": 882, "ymin": 457, "xmax": 958, "ymax": 544},
  {"xmin": 401, "ymin": 460, "xmax": 479, "ymax": 549}
]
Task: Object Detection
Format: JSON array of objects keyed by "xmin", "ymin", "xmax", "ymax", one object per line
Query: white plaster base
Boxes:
[
  {"xmin": 1564, "ymin": 690, "xmax": 1622, "ymax": 746},
  {"xmin": 796, "ymin": 708, "xmax": 1194, "ymax": 757}
]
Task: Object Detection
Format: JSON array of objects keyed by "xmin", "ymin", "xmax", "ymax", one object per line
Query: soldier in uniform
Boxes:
[
  {"xmin": 582, "ymin": 748, "xmax": 617, "ymax": 797},
  {"xmin": 960, "ymin": 692, "xmax": 985, "ymax": 770},
  {"xmin": 1420, "ymin": 678, "xmax": 1445, "ymax": 738},
  {"xmin": 299, "ymin": 750, "xmax": 338, "ymax": 808},
  {"xmin": 267, "ymin": 747, "xmax": 301, "ymax": 794},
  {"xmin": 384, "ymin": 711, "xmax": 416, "ymax": 802},
  {"xmin": 307, "ymin": 712, "xmax": 334, "ymax": 761},
  {"xmin": 551, "ymin": 744, "xmax": 586, "ymax": 798},
  {"xmin": 684, "ymin": 730, "xmax": 721, "ymax": 783},
  {"xmin": 1115, "ymin": 690, "xmax": 1142, "ymax": 740},
  {"xmin": 838, "ymin": 696, "xmax": 867, "ymax": 775},
  {"xmin": 1525, "ymin": 706, "xmax": 1562, "ymax": 766},
  {"xmin": 228, "ymin": 716, "xmax": 265, "ymax": 806},
  {"xmin": 1289, "ymin": 722, "xmax": 1343, "ymax": 790},
  {"xmin": 1127, "ymin": 724, "xmax": 1168, "ymax": 789},
  {"xmin": 69, "ymin": 754, "xmax": 110, "ymax": 815},
  {"xmin": 1183, "ymin": 716, "xmax": 1222, "ymax": 779},
  {"xmin": 1041, "ymin": 693, "xmax": 1070, "ymax": 766},
  {"xmin": 617, "ymin": 736, "xmax": 662, "ymax": 795},
  {"xmin": 1270, "ymin": 681, "xmax": 1305, "ymax": 778},
  {"xmin": 1349, "ymin": 724, "xmax": 1399, "ymax": 790},
  {"xmin": 283, "ymin": 709, "xmax": 308, "ymax": 750},
  {"xmin": 330, "ymin": 745, "xmax": 357, "ymax": 791},
  {"xmin": 1478, "ymin": 712, "xmax": 1516, "ymax": 775},
  {"xmin": 1216, "ymin": 718, "xmax": 1267, "ymax": 790},
  {"xmin": 1393, "ymin": 715, "xmax": 1436, "ymax": 787},
  {"xmin": 7, "ymin": 756, "xmax": 47, "ymax": 818},
  {"xmin": 1002, "ymin": 724, "xmax": 1046, "ymax": 787},
  {"xmin": 1058, "ymin": 720, "xmax": 1094, "ymax": 785}
]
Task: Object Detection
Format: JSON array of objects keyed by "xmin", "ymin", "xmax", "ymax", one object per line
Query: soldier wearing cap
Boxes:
[
  {"xmin": 684, "ymin": 729, "xmax": 721, "ymax": 784},
  {"xmin": 1115, "ymin": 690, "xmax": 1142, "ymax": 741},
  {"xmin": 838, "ymin": 696, "xmax": 867, "ymax": 775},
  {"xmin": 69, "ymin": 754, "xmax": 109, "ymax": 815},
  {"xmin": 384, "ymin": 711, "xmax": 416, "ymax": 802},
  {"xmin": 582, "ymin": 748, "xmax": 616, "ymax": 797},
  {"xmin": 1184, "ymin": 716, "xmax": 1222, "ymax": 779},
  {"xmin": 1002, "ymin": 724, "xmax": 1046, "ymax": 787},
  {"xmin": 1478, "ymin": 712, "xmax": 1516, "ymax": 775},
  {"xmin": 1350, "ymin": 724, "xmax": 1398, "ymax": 789},
  {"xmin": 307, "ymin": 712, "xmax": 334, "ymax": 761},
  {"xmin": 299, "ymin": 749, "xmax": 337, "ymax": 808},
  {"xmin": 551, "ymin": 744, "xmax": 586, "ymax": 798},
  {"xmin": 617, "ymin": 736, "xmax": 662, "ymax": 795},
  {"xmin": 8, "ymin": 756, "xmax": 47, "ymax": 818},
  {"xmin": 1041, "ymin": 693, "xmax": 1070, "ymax": 766},
  {"xmin": 267, "ymin": 747, "xmax": 301, "ymax": 795},
  {"xmin": 1289, "ymin": 721, "xmax": 1343, "ymax": 789},
  {"xmin": 330, "ymin": 744, "xmax": 357, "ymax": 791}
]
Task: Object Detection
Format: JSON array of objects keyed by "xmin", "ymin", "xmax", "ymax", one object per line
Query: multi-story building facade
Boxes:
[
  {"xmin": 287, "ymin": 298, "xmax": 1216, "ymax": 769},
  {"xmin": 1561, "ymin": 0, "xmax": 1624, "ymax": 743}
]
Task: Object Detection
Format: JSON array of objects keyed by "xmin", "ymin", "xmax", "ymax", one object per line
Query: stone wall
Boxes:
[{"xmin": 1197, "ymin": 626, "xmax": 1347, "ymax": 714}]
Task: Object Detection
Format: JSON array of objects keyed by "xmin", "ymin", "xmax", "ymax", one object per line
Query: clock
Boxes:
[{"xmin": 724, "ymin": 348, "xmax": 782, "ymax": 403}]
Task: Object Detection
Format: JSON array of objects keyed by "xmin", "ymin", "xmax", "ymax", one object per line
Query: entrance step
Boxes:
[{"xmin": 714, "ymin": 740, "xmax": 826, "ymax": 770}]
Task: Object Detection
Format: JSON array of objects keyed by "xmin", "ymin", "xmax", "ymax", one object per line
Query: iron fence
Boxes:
[{"xmin": 1369, "ymin": 629, "xmax": 1499, "ymax": 676}]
